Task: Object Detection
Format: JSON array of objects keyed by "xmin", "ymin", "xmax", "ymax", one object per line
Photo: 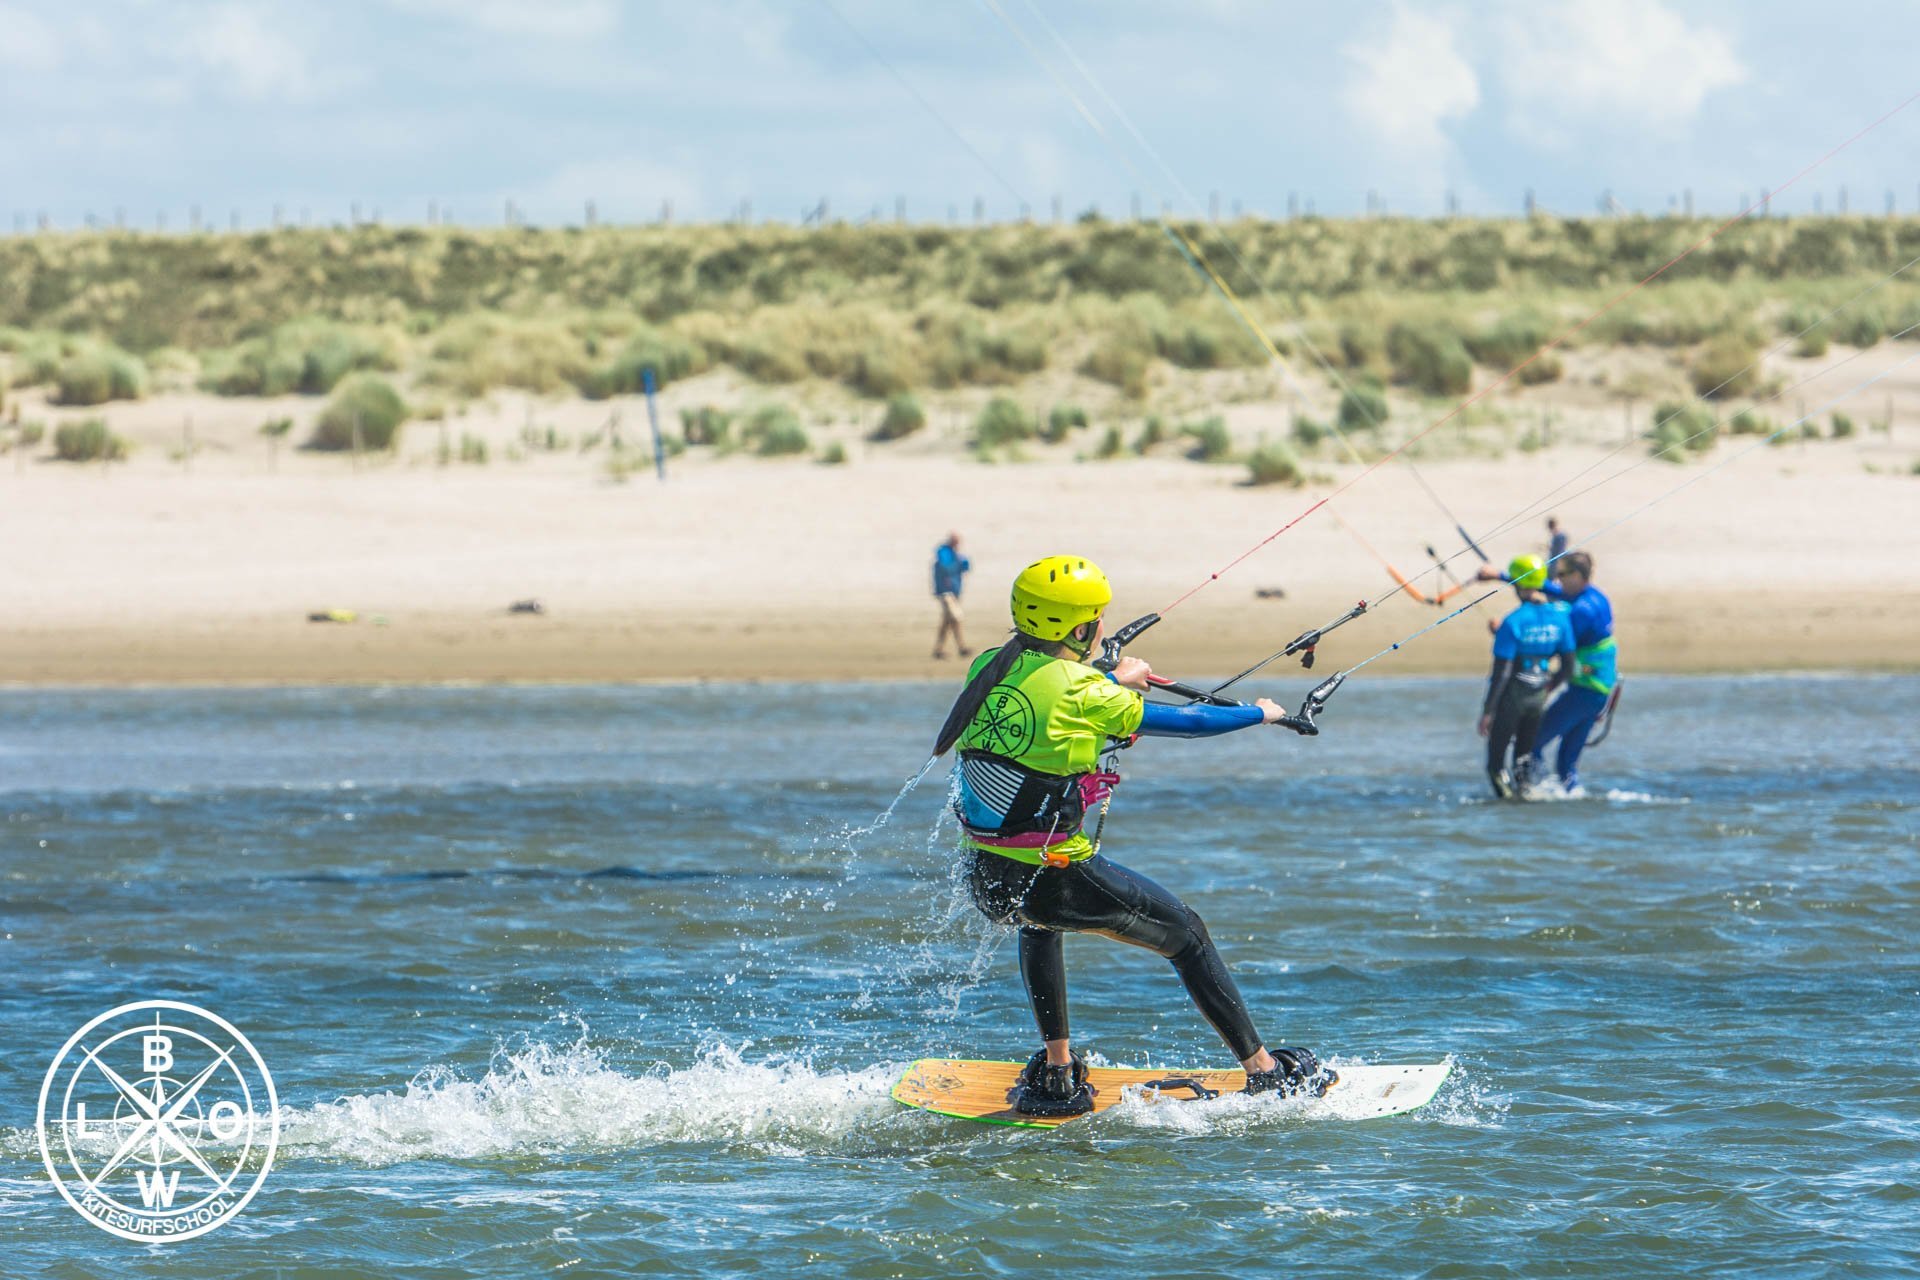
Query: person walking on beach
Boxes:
[
  {"xmin": 931, "ymin": 533, "xmax": 971, "ymax": 659},
  {"xmin": 1547, "ymin": 516, "xmax": 1569, "ymax": 564},
  {"xmin": 1478, "ymin": 555, "xmax": 1575, "ymax": 799},
  {"xmin": 933, "ymin": 554, "xmax": 1331, "ymax": 1116}
]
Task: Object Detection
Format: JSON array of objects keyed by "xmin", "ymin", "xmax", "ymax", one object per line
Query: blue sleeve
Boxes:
[
  {"xmin": 1583, "ymin": 591, "xmax": 1612, "ymax": 639},
  {"xmin": 1539, "ymin": 580, "xmax": 1566, "ymax": 600},
  {"xmin": 1137, "ymin": 700, "xmax": 1265, "ymax": 738},
  {"xmin": 1491, "ymin": 617, "xmax": 1518, "ymax": 660}
]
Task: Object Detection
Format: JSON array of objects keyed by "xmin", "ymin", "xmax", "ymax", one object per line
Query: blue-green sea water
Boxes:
[{"xmin": 2, "ymin": 676, "xmax": 1917, "ymax": 1278}]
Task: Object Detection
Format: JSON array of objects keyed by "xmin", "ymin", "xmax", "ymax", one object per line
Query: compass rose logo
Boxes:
[
  {"xmin": 973, "ymin": 687, "xmax": 1037, "ymax": 756},
  {"xmin": 37, "ymin": 1000, "xmax": 278, "ymax": 1242}
]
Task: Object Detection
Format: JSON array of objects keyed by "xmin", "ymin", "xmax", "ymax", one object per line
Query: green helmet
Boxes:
[{"xmin": 1508, "ymin": 554, "xmax": 1548, "ymax": 591}]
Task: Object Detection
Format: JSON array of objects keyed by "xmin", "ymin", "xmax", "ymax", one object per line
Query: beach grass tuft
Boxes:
[
  {"xmin": 1245, "ymin": 442, "xmax": 1305, "ymax": 486},
  {"xmin": 310, "ymin": 374, "xmax": 408, "ymax": 451},
  {"xmin": 870, "ymin": 393, "xmax": 926, "ymax": 442},
  {"xmin": 973, "ymin": 396, "xmax": 1035, "ymax": 448},
  {"xmin": 53, "ymin": 417, "xmax": 127, "ymax": 462}
]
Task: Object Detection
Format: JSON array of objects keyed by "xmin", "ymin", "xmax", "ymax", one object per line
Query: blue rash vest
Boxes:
[
  {"xmin": 1492, "ymin": 600, "xmax": 1576, "ymax": 684},
  {"xmin": 1543, "ymin": 581, "xmax": 1618, "ymax": 694}
]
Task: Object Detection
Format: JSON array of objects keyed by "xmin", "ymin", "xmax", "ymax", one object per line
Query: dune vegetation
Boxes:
[{"xmin": 3, "ymin": 217, "xmax": 1919, "ymax": 475}]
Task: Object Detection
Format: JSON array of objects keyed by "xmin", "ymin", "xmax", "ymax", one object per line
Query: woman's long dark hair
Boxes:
[{"xmin": 932, "ymin": 633, "xmax": 1041, "ymax": 757}]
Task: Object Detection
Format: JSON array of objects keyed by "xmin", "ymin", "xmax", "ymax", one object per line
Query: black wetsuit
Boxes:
[
  {"xmin": 1485, "ymin": 677, "xmax": 1552, "ymax": 789},
  {"xmin": 967, "ymin": 848, "xmax": 1263, "ymax": 1061}
]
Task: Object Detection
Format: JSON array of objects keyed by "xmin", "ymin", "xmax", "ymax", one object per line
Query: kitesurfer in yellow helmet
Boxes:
[
  {"xmin": 1478, "ymin": 554, "xmax": 1576, "ymax": 799},
  {"xmin": 932, "ymin": 554, "xmax": 1332, "ymax": 1116}
]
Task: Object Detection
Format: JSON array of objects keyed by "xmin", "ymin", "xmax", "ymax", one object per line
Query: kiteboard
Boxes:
[{"xmin": 892, "ymin": 1057, "xmax": 1452, "ymax": 1129}]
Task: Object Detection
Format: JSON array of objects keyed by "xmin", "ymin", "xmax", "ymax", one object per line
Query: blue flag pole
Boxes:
[{"xmin": 642, "ymin": 367, "xmax": 666, "ymax": 481}]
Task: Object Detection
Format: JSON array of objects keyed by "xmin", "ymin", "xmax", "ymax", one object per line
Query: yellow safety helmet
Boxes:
[
  {"xmin": 1010, "ymin": 555, "xmax": 1113, "ymax": 643},
  {"xmin": 1508, "ymin": 554, "xmax": 1549, "ymax": 591}
]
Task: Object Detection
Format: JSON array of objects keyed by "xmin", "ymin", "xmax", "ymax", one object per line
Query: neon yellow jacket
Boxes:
[{"xmin": 954, "ymin": 647, "xmax": 1144, "ymax": 863}]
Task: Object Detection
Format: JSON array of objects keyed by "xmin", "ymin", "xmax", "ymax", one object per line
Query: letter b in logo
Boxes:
[{"xmin": 143, "ymin": 1034, "xmax": 174, "ymax": 1074}]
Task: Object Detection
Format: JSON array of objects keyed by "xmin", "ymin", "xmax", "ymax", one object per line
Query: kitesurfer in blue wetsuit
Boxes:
[
  {"xmin": 1530, "ymin": 550, "xmax": 1617, "ymax": 793},
  {"xmin": 933, "ymin": 554, "xmax": 1333, "ymax": 1116},
  {"xmin": 1479, "ymin": 555, "xmax": 1576, "ymax": 799}
]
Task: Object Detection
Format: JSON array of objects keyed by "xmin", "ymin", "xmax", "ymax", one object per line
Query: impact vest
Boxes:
[
  {"xmin": 953, "ymin": 647, "xmax": 1144, "ymax": 861},
  {"xmin": 1572, "ymin": 635, "xmax": 1618, "ymax": 695},
  {"xmin": 1548, "ymin": 583, "xmax": 1617, "ymax": 696}
]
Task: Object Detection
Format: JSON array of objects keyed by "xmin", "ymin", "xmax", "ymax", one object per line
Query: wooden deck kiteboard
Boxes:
[{"xmin": 892, "ymin": 1057, "xmax": 1452, "ymax": 1129}]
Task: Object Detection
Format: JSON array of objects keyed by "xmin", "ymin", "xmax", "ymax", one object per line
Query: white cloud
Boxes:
[
  {"xmin": 1341, "ymin": 4, "xmax": 1481, "ymax": 153},
  {"xmin": 1499, "ymin": 0, "xmax": 1745, "ymax": 144},
  {"xmin": 389, "ymin": 0, "xmax": 619, "ymax": 40},
  {"xmin": 0, "ymin": 3, "xmax": 62, "ymax": 71},
  {"xmin": 187, "ymin": 4, "xmax": 317, "ymax": 101}
]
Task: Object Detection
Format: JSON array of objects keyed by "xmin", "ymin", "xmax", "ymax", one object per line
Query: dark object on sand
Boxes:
[
  {"xmin": 1254, "ymin": 587, "xmax": 1287, "ymax": 600},
  {"xmin": 307, "ymin": 609, "xmax": 357, "ymax": 624},
  {"xmin": 508, "ymin": 599, "xmax": 546, "ymax": 616}
]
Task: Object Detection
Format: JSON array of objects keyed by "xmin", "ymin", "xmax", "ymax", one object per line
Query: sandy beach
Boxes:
[{"xmin": 5, "ymin": 365, "xmax": 1917, "ymax": 685}]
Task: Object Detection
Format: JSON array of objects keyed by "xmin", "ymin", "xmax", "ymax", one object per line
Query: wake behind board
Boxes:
[{"xmin": 892, "ymin": 1058, "xmax": 1452, "ymax": 1129}]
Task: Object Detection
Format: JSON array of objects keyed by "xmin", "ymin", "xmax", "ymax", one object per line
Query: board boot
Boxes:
[
  {"xmin": 1013, "ymin": 1049, "xmax": 1094, "ymax": 1117},
  {"xmin": 1243, "ymin": 1046, "xmax": 1336, "ymax": 1098}
]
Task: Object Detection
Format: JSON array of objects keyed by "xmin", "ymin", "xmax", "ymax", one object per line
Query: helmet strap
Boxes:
[{"xmin": 1062, "ymin": 620, "xmax": 1099, "ymax": 659}]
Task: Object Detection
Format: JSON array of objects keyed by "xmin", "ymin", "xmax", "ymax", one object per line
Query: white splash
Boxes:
[
  {"xmin": 276, "ymin": 1041, "xmax": 901, "ymax": 1165},
  {"xmin": 1602, "ymin": 787, "xmax": 1686, "ymax": 805}
]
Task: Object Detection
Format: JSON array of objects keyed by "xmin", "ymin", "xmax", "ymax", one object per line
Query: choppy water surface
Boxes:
[{"xmin": 2, "ymin": 676, "xmax": 1916, "ymax": 1278}]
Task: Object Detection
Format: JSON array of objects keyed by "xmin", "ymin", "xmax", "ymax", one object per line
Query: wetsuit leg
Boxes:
[
  {"xmin": 1018, "ymin": 854, "xmax": 1264, "ymax": 1061},
  {"xmin": 969, "ymin": 852, "xmax": 1068, "ymax": 1040},
  {"xmin": 1017, "ymin": 928, "xmax": 1069, "ymax": 1042},
  {"xmin": 1553, "ymin": 689, "xmax": 1607, "ymax": 785},
  {"xmin": 1533, "ymin": 686, "xmax": 1607, "ymax": 784},
  {"xmin": 966, "ymin": 848, "xmax": 1032, "ymax": 925},
  {"xmin": 1486, "ymin": 688, "xmax": 1524, "ymax": 790},
  {"xmin": 1511, "ymin": 687, "xmax": 1549, "ymax": 765},
  {"xmin": 1489, "ymin": 683, "xmax": 1552, "ymax": 792}
]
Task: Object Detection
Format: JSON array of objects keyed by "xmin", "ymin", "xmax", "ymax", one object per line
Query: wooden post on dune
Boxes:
[{"xmin": 643, "ymin": 368, "xmax": 667, "ymax": 482}]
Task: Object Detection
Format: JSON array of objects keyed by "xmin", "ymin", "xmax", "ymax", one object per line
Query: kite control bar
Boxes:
[
  {"xmin": 1141, "ymin": 671, "xmax": 1332, "ymax": 737},
  {"xmin": 1278, "ymin": 671, "xmax": 1347, "ymax": 737},
  {"xmin": 1092, "ymin": 611, "xmax": 1163, "ymax": 672},
  {"xmin": 1142, "ymin": 669, "xmax": 1345, "ymax": 736},
  {"xmin": 1143, "ymin": 674, "xmax": 1239, "ymax": 707},
  {"xmin": 1091, "ymin": 610, "xmax": 1344, "ymax": 736}
]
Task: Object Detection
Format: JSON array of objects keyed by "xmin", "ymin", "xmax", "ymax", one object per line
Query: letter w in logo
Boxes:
[{"xmin": 134, "ymin": 1169, "xmax": 181, "ymax": 1208}]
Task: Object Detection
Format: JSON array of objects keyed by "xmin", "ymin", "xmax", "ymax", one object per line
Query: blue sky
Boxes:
[{"xmin": 3, "ymin": 0, "xmax": 1917, "ymax": 230}]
